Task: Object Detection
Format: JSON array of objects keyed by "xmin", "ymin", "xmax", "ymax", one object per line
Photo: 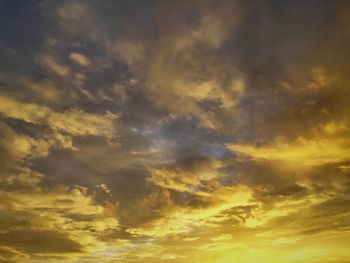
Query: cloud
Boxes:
[
  {"xmin": 69, "ymin": 52, "xmax": 90, "ymax": 66},
  {"xmin": 0, "ymin": 95, "xmax": 118, "ymax": 138},
  {"xmin": 0, "ymin": 73, "xmax": 63, "ymax": 103},
  {"xmin": 0, "ymin": 185, "xmax": 119, "ymax": 261},
  {"xmin": 127, "ymin": 183, "xmax": 254, "ymax": 238},
  {"xmin": 0, "ymin": 167, "xmax": 44, "ymax": 189},
  {"xmin": 38, "ymin": 54, "xmax": 70, "ymax": 76},
  {"xmin": 149, "ymin": 156, "xmax": 224, "ymax": 192},
  {"xmin": 227, "ymin": 136, "xmax": 350, "ymax": 166},
  {"xmin": 0, "ymin": 230, "xmax": 83, "ymax": 254},
  {"xmin": 308, "ymin": 67, "xmax": 331, "ymax": 90},
  {"xmin": 111, "ymin": 41, "xmax": 144, "ymax": 66},
  {"xmin": 0, "ymin": 122, "xmax": 74, "ymax": 173},
  {"xmin": 1, "ymin": 1, "xmax": 350, "ymax": 262}
]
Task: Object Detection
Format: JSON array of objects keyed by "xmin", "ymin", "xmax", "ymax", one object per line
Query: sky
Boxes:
[{"xmin": 0, "ymin": 0, "xmax": 350, "ymax": 262}]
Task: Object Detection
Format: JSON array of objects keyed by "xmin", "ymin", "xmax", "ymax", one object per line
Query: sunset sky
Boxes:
[{"xmin": 1, "ymin": 1, "xmax": 350, "ymax": 262}]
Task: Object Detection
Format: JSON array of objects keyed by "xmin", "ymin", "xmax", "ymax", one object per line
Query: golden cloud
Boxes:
[
  {"xmin": 69, "ymin": 52, "xmax": 90, "ymax": 66},
  {"xmin": 227, "ymin": 136, "xmax": 350, "ymax": 166},
  {"xmin": 148, "ymin": 156, "xmax": 224, "ymax": 192},
  {"xmin": 38, "ymin": 54, "xmax": 70, "ymax": 76},
  {"xmin": 1, "ymin": 1, "xmax": 350, "ymax": 262},
  {"xmin": 128, "ymin": 184, "xmax": 254, "ymax": 238},
  {"xmin": 0, "ymin": 184, "xmax": 119, "ymax": 261},
  {"xmin": 0, "ymin": 95, "xmax": 118, "ymax": 138}
]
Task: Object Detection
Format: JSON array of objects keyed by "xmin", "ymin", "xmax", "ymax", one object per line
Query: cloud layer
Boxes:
[{"xmin": 1, "ymin": 1, "xmax": 350, "ymax": 262}]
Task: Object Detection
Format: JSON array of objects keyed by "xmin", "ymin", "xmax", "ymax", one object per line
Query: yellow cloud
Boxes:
[
  {"xmin": 172, "ymin": 13, "xmax": 235, "ymax": 52},
  {"xmin": 338, "ymin": 164, "xmax": 350, "ymax": 173},
  {"xmin": 120, "ymin": 185, "xmax": 349, "ymax": 263},
  {"xmin": 227, "ymin": 136, "xmax": 350, "ymax": 166},
  {"xmin": 149, "ymin": 158, "xmax": 224, "ymax": 193},
  {"xmin": 137, "ymin": 11, "xmax": 243, "ymax": 130},
  {"xmin": 69, "ymin": 52, "xmax": 90, "ymax": 66},
  {"xmin": 210, "ymin": 234, "xmax": 232, "ymax": 241},
  {"xmin": 0, "ymin": 122, "xmax": 75, "ymax": 171},
  {"xmin": 0, "ymin": 73, "xmax": 62, "ymax": 103},
  {"xmin": 319, "ymin": 120, "xmax": 347, "ymax": 134},
  {"xmin": 146, "ymin": 59, "xmax": 243, "ymax": 129},
  {"xmin": 308, "ymin": 67, "xmax": 331, "ymax": 90},
  {"xmin": 0, "ymin": 185, "xmax": 119, "ymax": 260},
  {"xmin": 0, "ymin": 95, "xmax": 118, "ymax": 138},
  {"xmin": 1, "ymin": 2, "xmax": 350, "ymax": 262},
  {"xmin": 0, "ymin": 167, "xmax": 43, "ymax": 188},
  {"xmin": 38, "ymin": 54, "xmax": 70, "ymax": 76},
  {"xmin": 128, "ymin": 184, "xmax": 254, "ymax": 237}
]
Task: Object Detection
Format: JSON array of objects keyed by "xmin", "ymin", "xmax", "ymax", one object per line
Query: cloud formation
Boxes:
[{"xmin": 1, "ymin": 0, "xmax": 350, "ymax": 262}]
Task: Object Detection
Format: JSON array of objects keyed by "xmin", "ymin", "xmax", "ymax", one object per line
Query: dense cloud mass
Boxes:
[{"xmin": 0, "ymin": 0, "xmax": 350, "ymax": 262}]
